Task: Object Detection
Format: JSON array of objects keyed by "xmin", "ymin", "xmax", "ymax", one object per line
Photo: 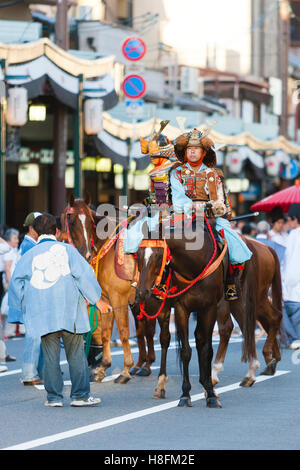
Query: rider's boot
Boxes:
[{"xmin": 224, "ymin": 264, "xmax": 244, "ymax": 301}]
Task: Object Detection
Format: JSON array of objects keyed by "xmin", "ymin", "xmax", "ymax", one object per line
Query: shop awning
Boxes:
[{"xmin": 0, "ymin": 38, "xmax": 118, "ymax": 110}]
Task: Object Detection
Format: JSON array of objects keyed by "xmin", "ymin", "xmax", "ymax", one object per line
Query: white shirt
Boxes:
[
  {"xmin": 282, "ymin": 226, "xmax": 300, "ymax": 302},
  {"xmin": 2, "ymin": 247, "xmax": 20, "ymax": 288},
  {"xmin": 0, "ymin": 242, "xmax": 11, "ymax": 272},
  {"xmin": 269, "ymin": 229, "xmax": 288, "ymax": 247}
]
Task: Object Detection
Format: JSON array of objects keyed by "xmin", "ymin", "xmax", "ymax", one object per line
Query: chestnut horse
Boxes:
[
  {"xmin": 61, "ymin": 195, "xmax": 172, "ymax": 390},
  {"xmin": 135, "ymin": 217, "xmax": 256, "ymax": 408},
  {"xmin": 211, "ymin": 237, "xmax": 282, "ymax": 387}
]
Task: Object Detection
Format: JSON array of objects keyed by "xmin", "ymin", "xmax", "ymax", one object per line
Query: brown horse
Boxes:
[
  {"xmin": 212, "ymin": 237, "xmax": 282, "ymax": 387},
  {"xmin": 135, "ymin": 217, "xmax": 256, "ymax": 408},
  {"xmin": 61, "ymin": 194, "xmax": 135, "ymax": 384}
]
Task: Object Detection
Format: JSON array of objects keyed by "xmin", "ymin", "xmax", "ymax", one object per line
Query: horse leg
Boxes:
[
  {"xmin": 94, "ymin": 304, "xmax": 114, "ymax": 382},
  {"xmin": 195, "ymin": 305, "xmax": 221, "ymax": 408},
  {"xmin": 212, "ymin": 300, "xmax": 232, "ymax": 386},
  {"xmin": 259, "ymin": 300, "xmax": 282, "ymax": 376},
  {"xmin": 114, "ymin": 303, "xmax": 134, "ymax": 384},
  {"xmin": 130, "ymin": 315, "xmax": 147, "ymax": 375},
  {"xmin": 175, "ymin": 305, "xmax": 192, "ymax": 407},
  {"xmin": 229, "ymin": 300, "xmax": 260, "ymax": 387},
  {"xmin": 153, "ymin": 308, "xmax": 171, "ymax": 399},
  {"xmin": 136, "ymin": 317, "xmax": 156, "ymax": 377}
]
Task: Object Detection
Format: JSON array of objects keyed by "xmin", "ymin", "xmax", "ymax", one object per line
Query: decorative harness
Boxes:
[{"xmin": 137, "ymin": 216, "xmax": 228, "ymax": 320}]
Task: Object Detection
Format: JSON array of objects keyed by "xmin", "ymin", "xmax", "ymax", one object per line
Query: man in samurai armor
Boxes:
[{"xmin": 172, "ymin": 128, "xmax": 252, "ymax": 300}]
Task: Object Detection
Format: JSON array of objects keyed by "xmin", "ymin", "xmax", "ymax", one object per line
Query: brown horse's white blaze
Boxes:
[{"xmin": 78, "ymin": 213, "xmax": 91, "ymax": 260}]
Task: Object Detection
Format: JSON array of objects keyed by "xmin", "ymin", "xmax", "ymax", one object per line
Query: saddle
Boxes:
[{"xmin": 114, "ymin": 233, "xmax": 137, "ymax": 281}]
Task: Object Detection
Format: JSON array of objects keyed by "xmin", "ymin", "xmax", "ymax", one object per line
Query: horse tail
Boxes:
[
  {"xmin": 269, "ymin": 246, "xmax": 283, "ymax": 344},
  {"xmin": 241, "ymin": 255, "xmax": 257, "ymax": 363}
]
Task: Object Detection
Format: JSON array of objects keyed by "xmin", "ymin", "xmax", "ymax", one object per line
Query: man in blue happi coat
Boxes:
[{"xmin": 8, "ymin": 213, "xmax": 112, "ymax": 407}]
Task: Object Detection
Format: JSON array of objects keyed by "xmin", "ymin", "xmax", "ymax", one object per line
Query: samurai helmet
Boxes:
[
  {"xmin": 174, "ymin": 128, "xmax": 216, "ymax": 167},
  {"xmin": 140, "ymin": 134, "xmax": 176, "ymax": 160}
]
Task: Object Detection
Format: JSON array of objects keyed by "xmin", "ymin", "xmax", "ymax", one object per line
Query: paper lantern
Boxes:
[
  {"xmin": 227, "ymin": 151, "xmax": 243, "ymax": 174},
  {"xmin": 6, "ymin": 87, "xmax": 28, "ymax": 126},
  {"xmin": 265, "ymin": 155, "xmax": 280, "ymax": 177},
  {"xmin": 84, "ymin": 98, "xmax": 103, "ymax": 135},
  {"xmin": 265, "ymin": 151, "xmax": 290, "ymax": 177}
]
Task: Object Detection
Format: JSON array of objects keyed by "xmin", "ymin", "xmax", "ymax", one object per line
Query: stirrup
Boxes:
[{"xmin": 225, "ymin": 284, "xmax": 239, "ymax": 301}]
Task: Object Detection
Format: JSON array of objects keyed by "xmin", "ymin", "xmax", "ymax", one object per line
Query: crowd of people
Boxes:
[{"xmin": 230, "ymin": 204, "xmax": 300, "ymax": 349}]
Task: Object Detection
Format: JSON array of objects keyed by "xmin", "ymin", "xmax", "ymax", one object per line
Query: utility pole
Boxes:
[
  {"xmin": 52, "ymin": 0, "xmax": 69, "ymax": 216},
  {"xmin": 279, "ymin": 0, "xmax": 290, "ymax": 138}
]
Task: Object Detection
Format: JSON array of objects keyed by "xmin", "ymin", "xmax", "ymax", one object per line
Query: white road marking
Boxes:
[{"xmin": 2, "ymin": 370, "xmax": 290, "ymax": 450}]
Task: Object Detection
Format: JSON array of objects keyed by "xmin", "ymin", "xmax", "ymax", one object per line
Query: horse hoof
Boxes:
[
  {"xmin": 93, "ymin": 369, "xmax": 106, "ymax": 383},
  {"xmin": 206, "ymin": 396, "xmax": 222, "ymax": 408},
  {"xmin": 260, "ymin": 359, "xmax": 277, "ymax": 376},
  {"xmin": 178, "ymin": 397, "xmax": 192, "ymax": 407},
  {"xmin": 94, "ymin": 374, "xmax": 105, "ymax": 383},
  {"xmin": 136, "ymin": 367, "xmax": 152, "ymax": 377},
  {"xmin": 239, "ymin": 377, "xmax": 255, "ymax": 387},
  {"xmin": 153, "ymin": 389, "xmax": 166, "ymax": 399},
  {"xmin": 129, "ymin": 366, "xmax": 140, "ymax": 376},
  {"xmin": 114, "ymin": 374, "xmax": 131, "ymax": 384}
]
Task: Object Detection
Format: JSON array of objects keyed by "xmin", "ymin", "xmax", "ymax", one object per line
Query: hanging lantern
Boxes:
[
  {"xmin": 84, "ymin": 98, "xmax": 103, "ymax": 135},
  {"xmin": 265, "ymin": 154, "xmax": 280, "ymax": 177},
  {"xmin": 227, "ymin": 150, "xmax": 243, "ymax": 174},
  {"xmin": 6, "ymin": 87, "xmax": 28, "ymax": 126},
  {"xmin": 265, "ymin": 151, "xmax": 290, "ymax": 177}
]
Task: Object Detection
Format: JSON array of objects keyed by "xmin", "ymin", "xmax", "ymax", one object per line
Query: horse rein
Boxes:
[{"xmin": 137, "ymin": 216, "xmax": 228, "ymax": 320}]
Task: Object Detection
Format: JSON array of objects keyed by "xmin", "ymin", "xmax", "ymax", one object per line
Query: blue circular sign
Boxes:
[
  {"xmin": 122, "ymin": 37, "xmax": 146, "ymax": 61},
  {"xmin": 281, "ymin": 159, "xmax": 299, "ymax": 180},
  {"xmin": 122, "ymin": 75, "xmax": 146, "ymax": 99}
]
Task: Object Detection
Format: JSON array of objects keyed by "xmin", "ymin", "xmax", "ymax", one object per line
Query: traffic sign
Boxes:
[
  {"xmin": 122, "ymin": 75, "xmax": 146, "ymax": 99},
  {"xmin": 125, "ymin": 99, "xmax": 144, "ymax": 118},
  {"xmin": 122, "ymin": 37, "xmax": 146, "ymax": 62}
]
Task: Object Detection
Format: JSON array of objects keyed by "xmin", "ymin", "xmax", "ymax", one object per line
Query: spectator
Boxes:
[
  {"xmin": 19, "ymin": 212, "xmax": 41, "ymax": 255},
  {"xmin": 18, "ymin": 213, "xmax": 44, "ymax": 385},
  {"xmin": 1, "ymin": 229, "xmax": 23, "ymax": 340},
  {"xmin": 281, "ymin": 204, "xmax": 300, "ymax": 350},
  {"xmin": 256, "ymin": 220, "xmax": 270, "ymax": 241},
  {"xmin": 242, "ymin": 223, "xmax": 257, "ymax": 237},
  {"xmin": 232, "ymin": 220, "xmax": 245, "ymax": 234},
  {"xmin": 0, "ymin": 234, "xmax": 15, "ymax": 369},
  {"xmin": 8, "ymin": 213, "xmax": 112, "ymax": 407},
  {"xmin": 256, "ymin": 220, "xmax": 285, "ymax": 265},
  {"xmin": 269, "ymin": 214, "xmax": 288, "ymax": 247}
]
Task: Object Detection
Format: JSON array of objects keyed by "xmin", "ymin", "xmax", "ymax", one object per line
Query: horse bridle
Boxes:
[{"xmin": 63, "ymin": 205, "xmax": 96, "ymax": 254}]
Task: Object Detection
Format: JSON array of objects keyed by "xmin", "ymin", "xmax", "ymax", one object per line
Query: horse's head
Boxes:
[
  {"xmin": 135, "ymin": 241, "xmax": 168, "ymax": 303},
  {"xmin": 61, "ymin": 193, "xmax": 96, "ymax": 262}
]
